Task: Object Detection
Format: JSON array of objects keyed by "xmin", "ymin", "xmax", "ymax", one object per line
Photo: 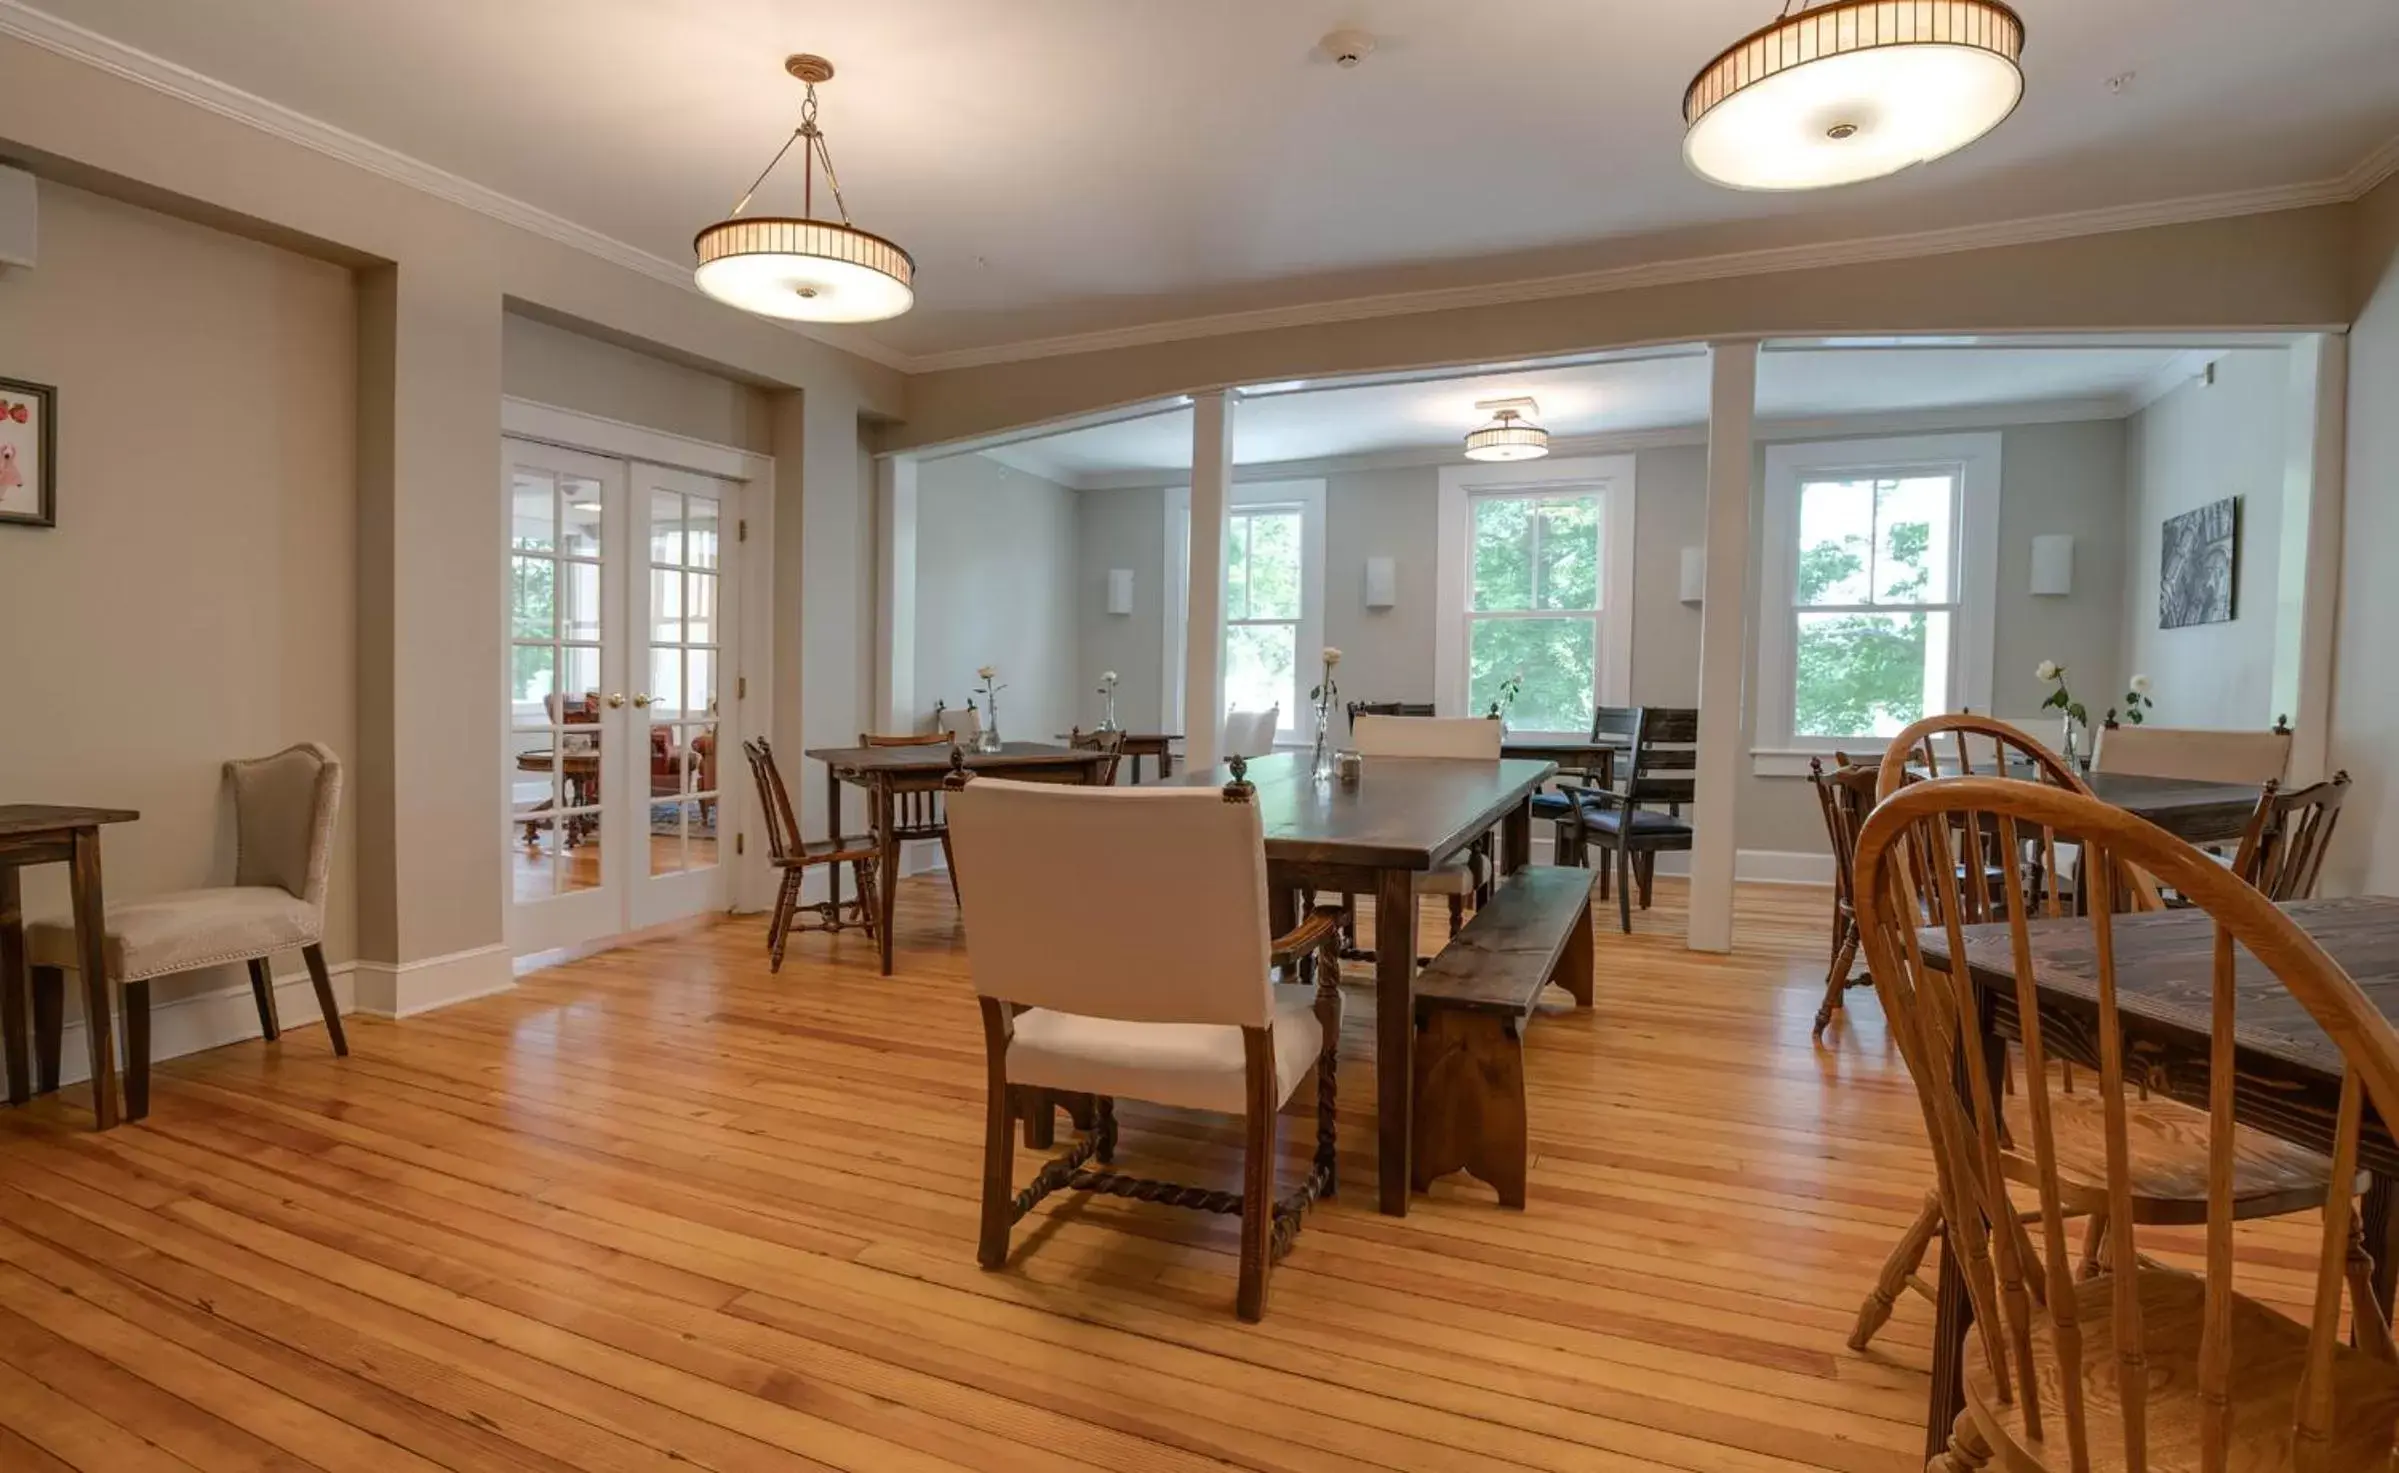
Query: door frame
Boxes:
[{"xmin": 500, "ymin": 397, "xmax": 777, "ymax": 926}]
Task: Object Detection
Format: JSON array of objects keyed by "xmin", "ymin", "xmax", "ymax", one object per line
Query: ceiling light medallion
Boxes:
[
  {"xmin": 694, "ymin": 54, "xmax": 915, "ymax": 322},
  {"xmin": 1682, "ymin": 0, "xmax": 2025, "ymax": 192},
  {"xmin": 1464, "ymin": 399, "xmax": 1551, "ymax": 462}
]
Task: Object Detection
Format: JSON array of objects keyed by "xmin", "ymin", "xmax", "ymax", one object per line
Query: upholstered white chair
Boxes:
[
  {"xmin": 2091, "ymin": 722, "xmax": 2292, "ymax": 785},
  {"xmin": 943, "ymin": 768, "xmax": 1342, "ymax": 1321},
  {"xmin": 1221, "ymin": 706, "xmax": 1280, "ymax": 760},
  {"xmin": 27, "ymin": 743, "xmax": 347, "ymax": 1120},
  {"xmin": 1352, "ymin": 713, "xmax": 1501, "ymax": 937}
]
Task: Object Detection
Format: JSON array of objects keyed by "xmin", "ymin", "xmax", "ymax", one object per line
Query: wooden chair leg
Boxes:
[
  {"xmin": 853, "ymin": 861, "xmax": 879, "ymax": 939},
  {"xmin": 301, "ymin": 944, "xmax": 348, "ymax": 1057},
  {"xmin": 1812, "ymin": 922, "xmax": 1861, "ymax": 1041},
  {"xmin": 247, "ymin": 957, "xmax": 282, "ymax": 1042},
  {"xmin": 1636, "ymin": 852, "xmax": 1656, "ymax": 910},
  {"xmin": 1594, "ymin": 841, "xmax": 1609, "ymax": 897},
  {"xmin": 939, "ymin": 830, "xmax": 963, "ymax": 908},
  {"xmin": 2348, "ymin": 1217, "xmax": 2398, "ymax": 1360},
  {"xmin": 2077, "ymin": 1210, "xmax": 2109, "ymax": 1280},
  {"xmin": 1019, "ymin": 1086, "xmax": 1057, "ymax": 1149},
  {"xmin": 1850, "ymin": 1191, "xmax": 1943, "ymax": 1350},
  {"xmin": 123, "ymin": 979, "xmax": 151, "ymax": 1121},
  {"xmin": 1446, "ymin": 894, "xmax": 1464, "ymax": 936},
  {"xmin": 30, "ymin": 966, "xmax": 61, "ymax": 1094},
  {"xmin": 1237, "ymin": 1027, "xmax": 1278, "ymax": 1322},
  {"xmin": 1930, "ymin": 1409, "xmax": 1995, "ymax": 1473},
  {"xmin": 978, "ymin": 1073, "xmax": 1015, "ymax": 1271},
  {"xmin": 766, "ymin": 869, "xmax": 800, "ymax": 972},
  {"xmin": 1615, "ymin": 848, "xmax": 1634, "ymax": 933}
]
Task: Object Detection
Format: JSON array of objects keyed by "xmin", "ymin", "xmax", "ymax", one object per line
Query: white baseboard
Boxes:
[
  {"xmin": 1531, "ymin": 838, "xmax": 1834, "ymax": 887},
  {"xmin": 351, "ymin": 942, "xmax": 514, "ymax": 1018},
  {"xmin": 45, "ymin": 961, "xmax": 356, "ymax": 1088}
]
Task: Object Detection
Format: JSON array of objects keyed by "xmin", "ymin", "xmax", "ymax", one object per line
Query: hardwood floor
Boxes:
[{"xmin": 0, "ymin": 874, "xmax": 2322, "ymax": 1471}]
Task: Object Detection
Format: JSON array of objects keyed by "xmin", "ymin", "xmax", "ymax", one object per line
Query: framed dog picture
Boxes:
[{"xmin": 0, "ymin": 376, "xmax": 55, "ymax": 528}]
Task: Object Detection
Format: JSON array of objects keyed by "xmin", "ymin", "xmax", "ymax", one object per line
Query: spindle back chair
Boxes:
[
  {"xmin": 2231, "ymin": 772, "xmax": 2351, "ymax": 903},
  {"xmin": 1855, "ymin": 777, "xmax": 2399, "ymax": 1473}
]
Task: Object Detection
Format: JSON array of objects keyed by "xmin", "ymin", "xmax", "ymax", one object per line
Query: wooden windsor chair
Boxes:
[
  {"xmin": 1808, "ymin": 753, "xmax": 1881, "ymax": 1040},
  {"xmin": 1065, "ymin": 727, "xmax": 1128, "ymax": 786},
  {"xmin": 1855, "ymin": 776, "xmax": 2399, "ymax": 1473},
  {"xmin": 860, "ymin": 729, "xmax": 962, "ymax": 905},
  {"xmin": 2231, "ymin": 772, "xmax": 2351, "ymax": 903},
  {"xmin": 1845, "ymin": 715, "xmax": 2343, "ymax": 1351}
]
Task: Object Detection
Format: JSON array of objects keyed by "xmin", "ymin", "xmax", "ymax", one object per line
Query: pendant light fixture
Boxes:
[
  {"xmin": 1683, "ymin": 0, "xmax": 2025, "ymax": 192},
  {"xmin": 694, "ymin": 54, "xmax": 915, "ymax": 323},
  {"xmin": 1463, "ymin": 399, "xmax": 1551, "ymax": 462}
]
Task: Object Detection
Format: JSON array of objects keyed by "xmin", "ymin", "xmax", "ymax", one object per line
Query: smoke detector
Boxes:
[{"xmin": 1318, "ymin": 29, "xmax": 1375, "ymax": 69}]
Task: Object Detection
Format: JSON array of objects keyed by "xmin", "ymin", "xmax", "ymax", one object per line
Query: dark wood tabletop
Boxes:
[
  {"xmin": 0, "ymin": 806, "xmax": 140, "ymax": 838},
  {"xmin": 1914, "ymin": 761, "xmax": 2260, "ymax": 845},
  {"xmin": 1168, "ymin": 752, "xmax": 1559, "ymax": 870},
  {"xmin": 804, "ymin": 741, "xmax": 1104, "ymax": 775}
]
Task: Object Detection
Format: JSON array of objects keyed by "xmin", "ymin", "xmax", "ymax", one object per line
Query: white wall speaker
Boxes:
[
  {"xmin": 0, "ymin": 166, "xmax": 35, "ymax": 270},
  {"xmin": 2029, "ymin": 534, "xmax": 2073, "ymax": 596},
  {"xmin": 1678, "ymin": 546, "xmax": 1706, "ymax": 604},
  {"xmin": 1363, "ymin": 556, "xmax": 1397, "ymax": 609},
  {"xmin": 1105, "ymin": 567, "xmax": 1135, "ymax": 616}
]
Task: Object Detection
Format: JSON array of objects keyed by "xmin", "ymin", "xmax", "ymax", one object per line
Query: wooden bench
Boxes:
[{"xmin": 1410, "ymin": 866, "xmax": 1595, "ymax": 1207}]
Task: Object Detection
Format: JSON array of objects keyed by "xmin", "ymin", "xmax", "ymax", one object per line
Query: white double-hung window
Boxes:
[{"xmin": 1754, "ymin": 433, "xmax": 2000, "ymax": 774}]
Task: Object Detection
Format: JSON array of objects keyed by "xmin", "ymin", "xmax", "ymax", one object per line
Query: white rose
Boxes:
[
  {"xmin": 2035, "ymin": 660, "xmax": 2060, "ymax": 682},
  {"xmin": 977, "ymin": 665, "xmax": 996, "ymax": 681},
  {"xmin": 2129, "ymin": 673, "xmax": 2152, "ymax": 697},
  {"xmin": 1322, "ymin": 647, "xmax": 1343, "ymax": 666},
  {"xmin": 1102, "ymin": 670, "xmax": 1118, "ymax": 685}
]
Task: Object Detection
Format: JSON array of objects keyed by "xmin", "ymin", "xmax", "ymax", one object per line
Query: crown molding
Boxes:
[
  {"xmin": 1053, "ymin": 394, "xmax": 2131, "ymax": 492},
  {"xmin": 0, "ymin": 0, "xmax": 913, "ymax": 373},
  {"xmin": 5, "ymin": 1, "xmax": 2388, "ymax": 383},
  {"xmin": 906, "ymin": 172, "xmax": 2377, "ymax": 373}
]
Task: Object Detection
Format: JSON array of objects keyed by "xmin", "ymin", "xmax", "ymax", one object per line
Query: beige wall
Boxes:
[
  {"xmin": 0, "ymin": 183, "xmax": 357, "ymax": 1010},
  {"xmin": 502, "ymin": 312, "xmax": 774, "ymax": 455},
  {"xmin": 2119, "ymin": 348, "xmax": 2290, "ymax": 729},
  {"xmin": 2330, "ymin": 175, "xmax": 2399, "ymax": 894},
  {"xmin": 916, "ymin": 453, "xmax": 1080, "ymax": 739},
  {"xmin": 892, "ymin": 208, "xmax": 2354, "ymax": 453}
]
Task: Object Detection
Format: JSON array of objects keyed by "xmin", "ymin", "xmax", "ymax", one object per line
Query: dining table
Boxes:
[
  {"xmin": 805, "ymin": 740, "xmax": 1116, "ymax": 976},
  {"xmin": 1914, "ymin": 759, "xmax": 2262, "ymax": 847},
  {"xmin": 1500, "ymin": 734, "xmax": 1623, "ymax": 789},
  {"xmin": 1169, "ymin": 750, "xmax": 1558, "ymax": 1215},
  {"xmin": 1915, "ymin": 895, "xmax": 2399, "ymax": 1461},
  {"xmin": 0, "ymin": 805, "xmax": 138, "ymax": 1127},
  {"xmin": 1053, "ymin": 732, "xmax": 1182, "ymax": 784}
]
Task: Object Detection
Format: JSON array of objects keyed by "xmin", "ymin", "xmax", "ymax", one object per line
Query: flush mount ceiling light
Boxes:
[
  {"xmin": 1683, "ymin": 0, "xmax": 2025, "ymax": 192},
  {"xmin": 1463, "ymin": 398, "xmax": 1551, "ymax": 462},
  {"xmin": 694, "ymin": 54, "xmax": 915, "ymax": 323}
]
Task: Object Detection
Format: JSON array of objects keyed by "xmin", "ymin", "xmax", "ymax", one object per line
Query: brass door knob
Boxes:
[
  {"xmin": 631, "ymin": 693, "xmax": 656, "ymax": 708},
  {"xmin": 604, "ymin": 693, "xmax": 627, "ymax": 708}
]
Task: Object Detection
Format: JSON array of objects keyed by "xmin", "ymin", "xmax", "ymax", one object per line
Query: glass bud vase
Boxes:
[
  {"xmin": 1098, "ymin": 689, "xmax": 1119, "ymax": 733},
  {"xmin": 2058, "ymin": 714, "xmax": 2079, "ymax": 771}
]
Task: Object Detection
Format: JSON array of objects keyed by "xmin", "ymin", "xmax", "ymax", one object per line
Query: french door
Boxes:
[{"xmin": 504, "ymin": 439, "xmax": 738, "ymax": 953}]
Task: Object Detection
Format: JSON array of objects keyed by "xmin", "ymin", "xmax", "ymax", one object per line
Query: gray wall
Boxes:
[
  {"xmin": 2120, "ymin": 348, "xmax": 2289, "ymax": 730},
  {"xmin": 917, "ymin": 453, "xmax": 1080, "ymax": 742},
  {"xmin": 2331, "ymin": 176, "xmax": 2399, "ymax": 894},
  {"xmin": 1074, "ymin": 486, "xmax": 1170, "ymax": 733},
  {"xmin": 1075, "ymin": 412, "xmax": 2132, "ymax": 856}
]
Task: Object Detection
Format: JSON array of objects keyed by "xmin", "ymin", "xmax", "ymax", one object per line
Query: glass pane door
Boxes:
[
  {"xmin": 504, "ymin": 440, "xmax": 627, "ymax": 954},
  {"xmin": 629, "ymin": 465, "xmax": 734, "ymax": 930}
]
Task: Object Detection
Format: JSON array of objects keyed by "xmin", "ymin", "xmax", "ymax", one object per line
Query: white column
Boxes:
[
  {"xmin": 1181, "ymin": 391, "xmax": 1235, "ymax": 771},
  {"xmin": 875, "ymin": 455, "xmax": 920, "ymax": 736},
  {"xmin": 2272, "ymin": 333, "xmax": 2345, "ymax": 783},
  {"xmin": 1688, "ymin": 341, "xmax": 1757, "ymax": 954}
]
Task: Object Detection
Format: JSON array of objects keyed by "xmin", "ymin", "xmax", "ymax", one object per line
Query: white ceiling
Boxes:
[
  {"xmin": 21, "ymin": 1, "xmax": 2394, "ymax": 365},
  {"xmin": 977, "ymin": 344, "xmax": 2215, "ymax": 482}
]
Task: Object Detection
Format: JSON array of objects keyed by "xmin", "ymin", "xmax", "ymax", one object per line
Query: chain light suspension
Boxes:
[
  {"xmin": 1463, "ymin": 399, "xmax": 1551, "ymax": 462},
  {"xmin": 694, "ymin": 54, "xmax": 915, "ymax": 322},
  {"xmin": 1683, "ymin": 0, "xmax": 2025, "ymax": 191}
]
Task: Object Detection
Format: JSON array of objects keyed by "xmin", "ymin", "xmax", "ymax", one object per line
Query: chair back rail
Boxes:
[
  {"xmin": 1622, "ymin": 706, "xmax": 1699, "ymax": 806},
  {"xmin": 944, "ymin": 776, "xmax": 1276, "ymax": 1028},
  {"xmin": 861, "ymin": 730, "xmax": 955, "ymax": 836},
  {"xmin": 1351, "ymin": 714, "xmax": 1501, "ymax": 760},
  {"xmin": 1346, "ymin": 700, "xmax": 1434, "ymax": 731},
  {"xmin": 1854, "ymin": 776, "xmax": 2399, "ymax": 1473},
  {"xmin": 1066, "ymin": 728, "xmax": 1128, "ymax": 786},
  {"xmin": 2092, "ymin": 723, "xmax": 2294, "ymax": 786},
  {"xmin": 2231, "ymin": 772, "xmax": 2350, "ymax": 902},
  {"xmin": 1222, "ymin": 706, "xmax": 1281, "ymax": 760},
  {"xmin": 741, "ymin": 737, "xmax": 803, "ymax": 864},
  {"xmin": 1808, "ymin": 755, "xmax": 1879, "ymax": 911}
]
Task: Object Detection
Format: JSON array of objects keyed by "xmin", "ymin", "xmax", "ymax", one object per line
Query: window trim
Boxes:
[
  {"xmin": 1435, "ymin": 455, "xmax": 1637, "ymax": 737},
  {"xmin": 1224, "ymin": 480, "xmax": 1326, "ymax": 748},
  {"xmin": 1753, "ymin": 432, "xmax": 2001, "ymax": 778}
]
